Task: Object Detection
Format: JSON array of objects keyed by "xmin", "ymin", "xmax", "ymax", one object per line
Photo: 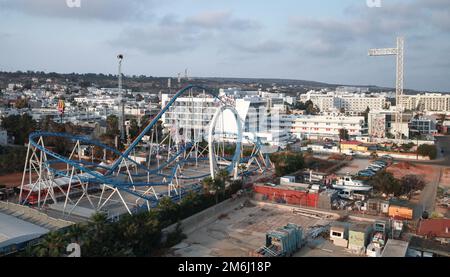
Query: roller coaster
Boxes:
[{"xmin": 18, "ymin": 85, "xmax": 274, "ymax": 218}]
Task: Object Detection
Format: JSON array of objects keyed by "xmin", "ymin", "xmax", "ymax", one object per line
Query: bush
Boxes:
[
  {"xmin": 164, "ymin": 223, "xmax": 187, "ymax": 248},
  {"xmin": 270, "ymin": 152, "xmax": 305, "ymax": 177},
  {"xmin": 417, "ymin": 144, "xmax": 437, "ymax": 160}
]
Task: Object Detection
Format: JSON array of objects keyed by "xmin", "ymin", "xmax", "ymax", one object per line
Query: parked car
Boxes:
[
  {"xmin": 381, "ymin": 155, "xmax": 393, "ymax": 160},
  {"xmin": 358, "ymin": 170, "xmax": 376, "ymax": 177},
  {"xmin": 370, "ymin": 163, "xmax": 385, "ymax": 169},
  {"xmin": 338, "ymin": 190, "xmax": 354, "ymax": 200},
  {"xmin": 374, "ymin": 160, "xmax": 388, "ymax": 166},
  {"xmin": 367, "ymin": 166, "xmax": 381, "ymax": 172}
]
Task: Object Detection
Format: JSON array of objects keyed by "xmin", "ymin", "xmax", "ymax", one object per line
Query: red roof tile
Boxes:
[{"xmin": 417, "ymin": 219, "xmax": 450, "ymax": 238}]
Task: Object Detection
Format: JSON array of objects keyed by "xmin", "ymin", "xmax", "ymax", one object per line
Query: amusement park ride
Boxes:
[{"xmin": 18, "ymin": 85, "xmax": 274, "ymax": 218}]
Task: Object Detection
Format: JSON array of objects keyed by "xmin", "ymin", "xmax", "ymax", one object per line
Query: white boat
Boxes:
[{"xmin": 332, "ymin": 175, "xmax": 373, "ymax": 192}]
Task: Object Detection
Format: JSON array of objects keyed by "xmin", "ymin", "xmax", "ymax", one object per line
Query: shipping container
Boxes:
[{"xmin": 388, "ymin": 205, "xmax": 413, "ymax": 220}]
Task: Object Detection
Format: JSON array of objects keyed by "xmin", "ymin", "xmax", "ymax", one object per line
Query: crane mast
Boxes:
[{"xmin": 369, "ymin": 37, "xmax": 405, "ymax": 140}]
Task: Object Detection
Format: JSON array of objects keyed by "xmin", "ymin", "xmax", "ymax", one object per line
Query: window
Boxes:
[{"xmin": 332, "ymin": 232, "xmax": 343, "ymax": 238}]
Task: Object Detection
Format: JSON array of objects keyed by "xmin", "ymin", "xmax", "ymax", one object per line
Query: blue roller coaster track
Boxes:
[{"xmin": 24, "ymin": 85, "xmax": 268, "ymax": 213}]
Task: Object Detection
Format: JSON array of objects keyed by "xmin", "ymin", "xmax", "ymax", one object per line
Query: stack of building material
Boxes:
[
  {"xmin": 348, "ymin": 224, "xmax": 372, "ymax": 255},
  {"xmin": 253, "ymin": 223, "xmax": 303, "ymax": 257}
]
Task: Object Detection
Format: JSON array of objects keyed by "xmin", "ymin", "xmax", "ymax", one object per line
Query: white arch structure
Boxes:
[{"xmin": 208, "ymin": 105, "xmax": 243, "ymax": 180}]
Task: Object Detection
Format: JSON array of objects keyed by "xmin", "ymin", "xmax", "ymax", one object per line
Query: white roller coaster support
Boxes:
[{"xmin": 208, "ymin": 106, "xmax": 243, "ymax": 180}]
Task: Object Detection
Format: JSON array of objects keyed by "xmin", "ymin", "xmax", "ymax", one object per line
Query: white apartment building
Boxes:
[
  {"xmin": 299, "ymin": 93, "xmax": 335, "ymax": 111},
  {"xmin": 300, "ymin": 91, "xmax": 387, "ymax": 112},
  {"xmin": 334, "ymin": 95, "xmax": 386, "ymax": 112},
  {"xmin": 161, "ymin": 94, "xmax": 220, "ymax": 142},
  {"xmin": 401, "ymin": 93, "xmax": 450, "ymax": 112},
  {"xmin": 292, "ymin": 114, "xmax": 365, "ymax": 140}
]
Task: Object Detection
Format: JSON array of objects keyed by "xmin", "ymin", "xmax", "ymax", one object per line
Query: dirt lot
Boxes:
[
  {"xmin": 439, "ymin": 168, "xmax": 450, "ymax": 188},
  {"xmin": 387, "ymin": 162, "xmax": 440, "ymax": 184},
  {"xmin": 337, "ymin": 159, "xmax": 371, "ymax": 175},
  {"xmin": 168, "ymin": 202, "xmax": 359, "ymax": 257},
  {"xmin": 0, "ymin": 172, "xmax": 27, "ymax": 188}
]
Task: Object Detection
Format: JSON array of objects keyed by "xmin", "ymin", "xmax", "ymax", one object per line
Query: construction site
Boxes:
[{"xmin": 167, "ymin": 196, "xmax": 403, "ymax": 257}]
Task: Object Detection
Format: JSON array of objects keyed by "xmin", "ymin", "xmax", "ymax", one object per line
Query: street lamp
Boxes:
[{"xmin": 117, "ymin": 54, "xmax": 125, "ymax": 143}]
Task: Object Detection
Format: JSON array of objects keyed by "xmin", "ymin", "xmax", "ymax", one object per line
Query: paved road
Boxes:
[{"xmin": 414, "ymin": 167, "xmax": 443, "ymax": 219}]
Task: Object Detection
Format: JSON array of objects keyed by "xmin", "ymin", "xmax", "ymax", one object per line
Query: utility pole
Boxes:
[
  {"xmin": 369, "ymin": 37, "xmax": 405, "ymax": 140},
  {"xmin": 117, "ymin": 54, "xmax": 125, "ymax": 143}
]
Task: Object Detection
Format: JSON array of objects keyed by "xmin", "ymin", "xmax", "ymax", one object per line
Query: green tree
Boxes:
[
  {"xmin": 202, "ymin": 176, "xmax": 225, "ymax": 204},
  {"xmin": 400, "ymin": 175, "xmax": 425, "ymax": 199},
  {"xmin": 130, "ymin": 119, "xmax": 140, "ymax": 138},
  {"xmin": 270, "ymin": 152, "xmax": 304, "ymax": 177},
  {"xmin": 400, "ymin": 142, "xmax": 415, "ymax": 152},
  {"xmin": 363, "ymin": 107, "xmax": 370, "ymax": 124},
  {"xmin": 305, "ymin": 100, "xmax": 319, "ymax": 115},
  {"xmin": 339, "ymin": 129, "xmax": 350, "ymax": 141},
  {"xmin": 31, "ymin": 232, "xmax": 67, "ymax": 257},
  {"xmin": 339, "ymin": 129, "xmax": 350, "ymax": 153},
  {"xmin": 417, "ymin": 144, "xmax": 437, "ymax": 160},
  {"xmin": 156, "ymin": 197, "xmax": 181, "ymax": 227},
  {"xmin": 15, "ymin": 98, "xmax": 29, "ymax": 109},
  {"xmin": 1, "ymin": 114, "xmax": 37, "ymax": 145},
  {"xmin": 106, "ymin": 115, "xmax": 120, "ymax": 137},
  {"xmin": 370, "ymin": 171, "xmax": 401, "ymax": 196}
]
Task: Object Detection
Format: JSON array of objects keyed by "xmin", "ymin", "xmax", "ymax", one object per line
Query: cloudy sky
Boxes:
[{"xmin": 0, "ymin": 0, "xmax": 449, "ymax": 91}]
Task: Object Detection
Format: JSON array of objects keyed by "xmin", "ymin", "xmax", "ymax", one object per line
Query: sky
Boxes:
[{"xmin": 0, "ymin": 0, "xmax": 449, "ymax": 91}]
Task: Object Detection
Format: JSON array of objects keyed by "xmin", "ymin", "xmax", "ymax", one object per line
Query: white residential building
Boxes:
[
  {"xmin": 401, "ymin": 93, "xmax": 450, "ymax": 112},
  {"xmin": 292, "ymin": 114, "xmax": 365, "ymax": 140},
  {"xmin": 300, "ymin": 90, "xmax": 387, "ymax": 112},
  {"xmin": 161, "ymin": 93, "xmax": 220, "ymax": 142}
]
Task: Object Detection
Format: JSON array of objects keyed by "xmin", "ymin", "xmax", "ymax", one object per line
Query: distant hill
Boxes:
[{"xmin": 0, "ymin": 71, "xmax": 437, "ymax": 95}]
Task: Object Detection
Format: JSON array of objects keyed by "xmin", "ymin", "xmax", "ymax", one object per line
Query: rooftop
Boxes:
[
  {"xmin": 0, "ymin": 212, "xmax": 49, "ymax": 249},
  {"xmin": 381, "ymin": 239, "xmax": 409, "ymax": 257},
  {"xmin": 417, "ymin": 219, "xmax": 450, "ymax": 239},
  {"xmin": 408, "ymin": 236, "xmax": 450, "ymax": 257}
]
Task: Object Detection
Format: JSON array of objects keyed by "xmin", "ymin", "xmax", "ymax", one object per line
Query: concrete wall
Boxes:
[{"xmin": 162, "ymin": 197, "xmax": 247, "ymax": 238}]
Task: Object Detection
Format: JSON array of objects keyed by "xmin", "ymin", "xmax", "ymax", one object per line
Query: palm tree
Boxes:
[
  {"xmin": 201, "ymin": 177, "xmax": 214, "ymax": 194},
  {"xmin": 33, "ymin": 232, "xmax": 66, "ymax": 257},
  {"xmin": 66, "ymin": 224, "xmax": 85, "ymax": 245},
  {"xmin": 202, "ymin": 176, "xmax": 224, "ymax": 204},
  {"xmin": 238, "ymin": 164, "xmax": 248, "ymax": 183}
]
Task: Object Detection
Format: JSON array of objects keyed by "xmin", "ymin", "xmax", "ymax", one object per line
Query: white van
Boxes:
[{"xmin": 338, "ymin": 190, "xmax": 354, "ymax": 200}]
